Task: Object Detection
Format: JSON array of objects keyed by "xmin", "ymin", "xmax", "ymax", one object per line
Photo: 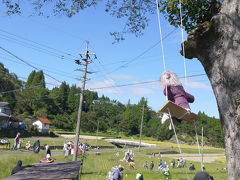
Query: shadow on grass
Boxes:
[{"xmin": 81, "ymin": 171, "xmax": 97, "ymax": 175}]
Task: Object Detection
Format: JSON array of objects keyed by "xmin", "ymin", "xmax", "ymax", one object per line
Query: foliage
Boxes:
[
  {"xmin": 0, "ymin": 62, "xmax": 224, "ymax": 147},
  {"xmin": 159, "ymin": 0, "xmax": 221, "ymax": 33},
  {"xmin": 0, "ymin": 0, "xmax": 221, "ymax": 41}
]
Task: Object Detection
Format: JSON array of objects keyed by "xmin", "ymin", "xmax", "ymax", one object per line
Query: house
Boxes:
[
  {"xmin": 32, "ymin": 117, "xmax": 53, "ymax": 134},
  {"xmin": 0, "ymin": 102, "xmax": 11, "ymax": 128},
  {"xmin": 0, "ymin": 102, "xmax": 21, "ymax": 129}
]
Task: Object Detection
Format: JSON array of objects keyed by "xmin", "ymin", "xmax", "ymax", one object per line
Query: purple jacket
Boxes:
[{"xmin": 163, "ymin": 85, "xmax": 194, "ymax": 109}]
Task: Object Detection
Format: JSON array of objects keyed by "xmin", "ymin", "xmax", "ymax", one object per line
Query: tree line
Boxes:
[{"xmin": 0, "ymin": 62, "xmax": 224, "ymax": 147}]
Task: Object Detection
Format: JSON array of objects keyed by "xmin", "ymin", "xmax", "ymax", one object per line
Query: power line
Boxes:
[
  {"xmin": 0, "ymin": 33, "xmax": 75, "ymax": 62},
  {"xmin": 0, "ymin": 84, "xmax": 42, "ymax": 95},
  {"xmin": 0, "ymin": 55, "xmax": 79, "ymax": 80},
  {"xmin": 90, "ymin": 74, "xmax": 206, "ymax": 90},
  {"xmin": 0, "ymin": 46, "xmax": 62, "ymax": 83},
  {"xmin": 91, "ymin": 28, "xmax": 178, "ymax": 79},
  {"xmin": 0, "ymin": 28, "xmax": 79, "ymax": 59}
]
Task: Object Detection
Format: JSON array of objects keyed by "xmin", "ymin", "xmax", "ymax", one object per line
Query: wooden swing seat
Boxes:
[{"xmin": 160, "ymin": 101, "xmax": 199, "ymax": 123}]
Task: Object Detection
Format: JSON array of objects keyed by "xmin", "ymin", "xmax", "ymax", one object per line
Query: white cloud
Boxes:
[
  {"xmin": 130, "ymin": 87, "xmax": 154, "ymax": 96},
  {"xmin": 87, "ymin": 79, "xmax": 123, "ymax": 94},
  {"xmin": 105, "ymin": 74, "xmax": 133, "ymax": 80},
  {"xmin": 182, "ymin": 81, "xmax": 211, "ymax": 91}
]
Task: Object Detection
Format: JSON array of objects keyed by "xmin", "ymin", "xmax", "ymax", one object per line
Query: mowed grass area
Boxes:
[
  {"xmin": 0, "ymin": 149, "xmax": 227, "ymax": 180},
  {"xmin": 81, "ymin": 150, "xmax": 227, "ymax": 180}
]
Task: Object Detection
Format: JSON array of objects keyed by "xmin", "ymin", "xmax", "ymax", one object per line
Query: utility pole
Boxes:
[
  {"xmin": 138, "ymin": 104, "xmax": 145, "ymax": 150},
  {"xmin": 96, "ymin": 119, "xmax": 100, "ymax": 147},
  {"xmin": 73, "ymin": 41, "xmax": 96, "ymax": 161}
]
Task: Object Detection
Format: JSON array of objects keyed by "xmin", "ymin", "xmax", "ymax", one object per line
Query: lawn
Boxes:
[
  {"xmin": 81, "ymin": 150, "xmax": 227, "ymax": 180},
  {"xmin": 0, "ymin": 148, "xmax": 227, "ymax": 180}
]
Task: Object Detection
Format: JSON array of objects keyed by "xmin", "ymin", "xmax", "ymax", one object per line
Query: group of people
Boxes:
[
  {"xmin": 176, "ymin": 158, "xmax": 186, "ymax": 168},
  {"xmin": 63, "ymin": 141, "xmax": 90, "ymax": 158},
  {"xmin": 63, "ymin": 141, "xmax": 74, "ymax": 157},
  {"xmin": 123, "ymin": 149, "xmax": 134, "ymax": 162}
]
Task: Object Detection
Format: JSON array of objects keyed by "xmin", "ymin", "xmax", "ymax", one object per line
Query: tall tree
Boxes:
[
  {"xmin": 25, "ymin": 70, "xmax": 36, "ymax": 87},
  {"xmin": 167, "ymin": 1, "xmax": 240, "ymax": 178},
  {"xmin": 68, "ymin": 84, "xmax": 80, "ymax": 113}
]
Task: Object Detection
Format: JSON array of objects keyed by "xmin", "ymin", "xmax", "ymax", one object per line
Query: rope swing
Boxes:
[{"xmin": 156, "ymin": 0, "xmax": 190, "ymax": 179}]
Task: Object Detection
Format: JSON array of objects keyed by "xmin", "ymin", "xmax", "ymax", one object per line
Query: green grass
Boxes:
[
  {"xmin": 0, "ymin": 148, "xmax": 227, "ymax": 180},
  {"xmin": 81, "ymin": 150, "xmax": 227, "ymax": 180}
]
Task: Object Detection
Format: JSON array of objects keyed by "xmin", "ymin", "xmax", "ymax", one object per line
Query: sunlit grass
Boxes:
[{"xmin": 0, "ymin": 148, "xmax": 227, "ymax": 180}]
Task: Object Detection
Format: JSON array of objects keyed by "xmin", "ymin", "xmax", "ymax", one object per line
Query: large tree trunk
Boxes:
[{"xmin": 183, "ymin": 0, "xmax": 240, "ymax": 179}]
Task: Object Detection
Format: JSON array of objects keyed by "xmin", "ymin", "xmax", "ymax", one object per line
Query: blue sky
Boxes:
[{"xmin": 0, "ymin": 3, "xmax": 219, "ymax": 118}]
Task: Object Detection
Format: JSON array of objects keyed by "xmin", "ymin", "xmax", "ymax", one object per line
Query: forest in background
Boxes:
[{"xmin": 0, "ymin": 62, "xmax": 224, "ymax": 147}]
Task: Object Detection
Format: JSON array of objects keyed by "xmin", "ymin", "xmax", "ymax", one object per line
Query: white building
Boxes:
[{"xmin": 32, "ymin": 117, "xmax": 53, "ymax": 134}]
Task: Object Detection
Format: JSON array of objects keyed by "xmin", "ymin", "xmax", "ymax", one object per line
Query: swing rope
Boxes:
[
  {"xmin": 156, "ymin": 1, "xmax": 190, "ymax": 179},
  {"xmin": 194, "ymin": 121, "xmax": 203, "ymax": 171},
  {"xmin": 156, "ymin": 0, "xmax": 168, "ymax": 101},
  {"xmin": 178, "ymin": 0, "xmax": 187, "ymax": 84},
  {"xmin": 167, "ymin": 108, "xmax": 189, "ymax": 180},
  {"xmin": 155, "ymin": 0, "xmax": 166, "ymax": 72},
  {"xmin": 178, "ymin": 0, "xmax": 203, "ymax": 170}
]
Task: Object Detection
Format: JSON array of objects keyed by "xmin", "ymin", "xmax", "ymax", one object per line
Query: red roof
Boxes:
[{"xmin": 37, "ymin": 117, "xmax": 53, "ymax": 125}]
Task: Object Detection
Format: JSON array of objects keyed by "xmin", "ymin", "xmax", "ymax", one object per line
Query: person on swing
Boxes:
[{"xmin": 160, "ymin": 71, "xmax": 195, "ymax": 129}]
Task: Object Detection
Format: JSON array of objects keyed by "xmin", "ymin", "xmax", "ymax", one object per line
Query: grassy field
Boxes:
[
  {"xmin": 81, "ymin": 150, "xmax": 227, "ymax": 180},
  {"xmin": 0, "ymin": 136, "xmax": 227, "ymax": 179},
  {"xmin": 0, "ymin": 149, "xmax": 227, "ymax": 180}
]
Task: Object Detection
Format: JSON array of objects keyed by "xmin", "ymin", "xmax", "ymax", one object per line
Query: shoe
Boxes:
[{"xmin": 161, "ymin": 113, "xmax": 170, "ymax": 124}]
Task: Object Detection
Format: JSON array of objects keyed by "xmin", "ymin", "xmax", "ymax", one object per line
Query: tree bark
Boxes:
[{"xmin": 183, "ymin": 0, "xmax": 240, "ymax": 179}]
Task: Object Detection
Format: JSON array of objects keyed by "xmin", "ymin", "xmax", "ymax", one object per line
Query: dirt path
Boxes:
[
  {"xmin": 163, "ymin": 153, "xmax": 225, "ymax": 163},
  {"xmin": 59, "ymin": 134, "xmax": 104, "ymax": 140}
]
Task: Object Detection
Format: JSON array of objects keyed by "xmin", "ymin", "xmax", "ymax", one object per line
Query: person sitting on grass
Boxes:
[
  {"xmin": 189, "ymin": 163, "xmax": 196, "ymax": 171},
  {"xmin": 112, "ymin": 165, "xmax": 124, "ymax": 180},
  {"xmin": 25, "ymin": 141, "xmax": 31, "ymax": 150},
  {"xmin": 40, "ymin": 154, "xmax": 54, "ymax": 163},
  {"xmin": 45, "ymin": 144, "xmax": 51, "ymax": 157},
  {"xmin": 11, "ymin": 160, "xmax": 34, "ymax": 175}
]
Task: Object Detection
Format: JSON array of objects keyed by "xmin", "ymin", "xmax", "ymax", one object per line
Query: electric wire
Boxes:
[
  {"xmin": 90, "ymin": 74, "xmax": 206, "ymax": 90},
  {"xmin": 0, "ymin": 33, "xmax": 76, "ymax": 62},
  {"xmin": 0, "ymin": 46, "xmax": 62, "ymax": 83},
  {"xmin": 0, "ymin": 55, "xmax": 79, "ymax": 80},
  {"xmin": 0, "ymin": 28, "xmax": 79, "ymax": 59},
  {"xmin": 90, "ymin": 28, "xmax": 178, "ymax": 80}
]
